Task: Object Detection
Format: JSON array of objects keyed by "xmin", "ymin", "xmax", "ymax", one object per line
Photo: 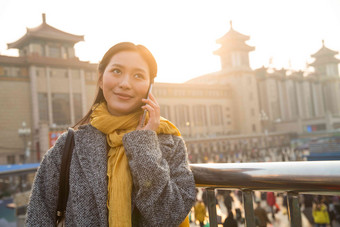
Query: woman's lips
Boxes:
[{"xmin": 114, "ymin": 92, "xmax": 133, "ymax": 100}]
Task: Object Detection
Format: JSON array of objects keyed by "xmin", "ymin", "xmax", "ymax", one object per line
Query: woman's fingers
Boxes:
[{"xmin": 139, "ymin": 93, "xmax": 160, "ymax": 131}]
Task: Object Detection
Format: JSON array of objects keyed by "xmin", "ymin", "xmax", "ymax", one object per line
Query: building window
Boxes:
[
  {"xmin": 12, "ymin": 67, "xmax": 20, "ymax": 77},
  {"xmin": 7, "ymin": 155, "xmax": 15, "ymax": 164},
  {"xmin": 73, "ymin": 93, "xmax": 83, "ymax": 123},
  {"xmin": 52, "ymin": 93, "xmax": 71, "ymax": 125},
  {"xmin": 174, "ymin": 105, "xmax": 190, "ymax": 127},
  {"xmin": 49, "ymin": 46, "xmax": 61, "ymax": 58},
  {"xmin": 326, "ymin": 64, "xmax": 336, "ymax": 76},
  {"xmin": 193, "ymin": 105, "xmax": 207, "ymax": 127},
  {"xmin": 160, "ymin": 105, "xmax": 171, "ymax": 120},
  {"xmin": 85, "ymin": 71, "xmax": 96, "ymax": 81},
  {"xmin": 210, "ymin": 105, "xmax": 223, "ymax": 126},
  {"xmin": 38, "ymin": 93, "xmax": 49, "ymax": 122},
  {"xmin": 231, "ymin": 52, "xmax": 241, "ymax": 67},
  {"xmin": 31, "ymin": 43, "xmax": 43, "ymax": 56},
  {"xmin": 19, "ymin": 154, "xmax": 25, "ymax": 164},
  {"xmin": 20, "ymin": 67, "xmax": 28, "ymax": 76},
  {"xmin": 252, "ymin": 124, "xmax": 256, "ymax": 132}
]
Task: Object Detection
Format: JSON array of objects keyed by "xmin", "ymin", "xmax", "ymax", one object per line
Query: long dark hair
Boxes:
[{"xmin": 73, "ymin": 42, "xmax": 157, "ymax": 128}]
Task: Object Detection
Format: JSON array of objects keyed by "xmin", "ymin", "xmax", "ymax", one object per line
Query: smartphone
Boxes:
[{"xmin": 140, "ymin": 84, "xmax": 153, "ymax": 127}]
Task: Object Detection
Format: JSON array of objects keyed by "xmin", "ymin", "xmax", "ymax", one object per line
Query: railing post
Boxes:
[
  {"xmin": 206, "ymin": 188, "xmax": 217, "ymax": 227},
  {"xmin": 242, "ymin": 190, "xmax": 256, "ymax": 227},
  {"xmin": 287, "ymin": 192, "xmax": 302, "ymax": 227}
]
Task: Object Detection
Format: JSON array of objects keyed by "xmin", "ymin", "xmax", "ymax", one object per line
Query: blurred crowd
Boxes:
[
  {"xmin": 188, "ymin": 146, "xmax": 305, "ymax": 164},
  {"xmin": 190, "ymin": 189, "xmax": 340, "ymax": 227}
]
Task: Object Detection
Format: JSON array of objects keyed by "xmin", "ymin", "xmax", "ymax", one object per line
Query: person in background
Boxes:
[
  {"xmin": 223, "ymin": 211, "xmax": 238, "ymax": 227},
  {"xmin": 313, "ymin": 200, "xmax": 330, "ymax": 227},
  {"xmin": 254, "ymin": 201, "xmax": 271, "ymax": 227},
  {"xmin": 224, "ymin": 190, "xmax": 234, "ymax": 214},
  {"xmin": 25, "ymin": 42, "xmax": 196, "ymax": 226},
  {"xmin": 303, "ymin": 194, "xmax": 315, "ymax": 226},
  {"xmin": 266, "ymin": 192, "xmax": 276, "ymax": 220},
  {"xmin": 194, "ymin": 199, "xmax": 206, "ymax": 227}
]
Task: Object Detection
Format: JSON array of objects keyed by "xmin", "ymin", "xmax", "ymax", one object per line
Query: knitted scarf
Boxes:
[{"xmin": 90, "ymin": 102, "xmax": 188, "ymax": 227}]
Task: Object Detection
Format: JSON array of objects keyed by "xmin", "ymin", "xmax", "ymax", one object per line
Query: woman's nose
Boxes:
[{"xmin": 118, "ymin": 74, "xmax": 131, "ymax": 89}]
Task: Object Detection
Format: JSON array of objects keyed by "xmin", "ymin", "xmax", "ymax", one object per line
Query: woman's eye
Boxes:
[
  {"xmin": 134, "ymin": 74, "xmax": 145, "ymax": 79},
  {"xmin": 112, "ymin": 69, "xmax": 121, "ymax": 74}
]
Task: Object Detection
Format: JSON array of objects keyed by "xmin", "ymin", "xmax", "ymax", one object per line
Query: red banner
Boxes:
[{"xmin": 49, "ymin": 131, "xmax": 64, "ymax": 148}]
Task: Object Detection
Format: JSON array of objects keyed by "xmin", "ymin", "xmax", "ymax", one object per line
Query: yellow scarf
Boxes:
[{"xmin": 90, "ymin": 102, "xmax": 188, "ymax": 227}]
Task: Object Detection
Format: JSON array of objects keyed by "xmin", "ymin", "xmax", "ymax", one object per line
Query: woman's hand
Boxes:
[{"xmin": 137, "ymin": 93, "xmax": 160, "ymax": 131}]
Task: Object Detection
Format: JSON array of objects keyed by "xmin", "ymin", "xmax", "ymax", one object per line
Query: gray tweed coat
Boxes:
[{"xmin": 25, "ymin": 124, "xmax": 196, "ymax": 227}]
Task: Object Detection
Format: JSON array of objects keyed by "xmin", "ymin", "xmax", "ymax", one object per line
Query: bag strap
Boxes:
[{"xmin": 56, "ymin": 128, "xmax": 75, "ymax": 224}]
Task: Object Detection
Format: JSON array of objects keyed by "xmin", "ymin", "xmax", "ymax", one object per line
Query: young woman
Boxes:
[{"xmin": 26, "ymin": 42, "xmax": 196, "ymax": 226}]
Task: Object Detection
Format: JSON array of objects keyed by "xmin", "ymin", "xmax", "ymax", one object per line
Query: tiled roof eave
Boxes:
[{"xmin": 7, "ymin": 23, "xmax": 84, "ymax": 49}]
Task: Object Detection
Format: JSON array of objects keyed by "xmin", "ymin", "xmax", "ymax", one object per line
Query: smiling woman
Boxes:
[{"xmin": 25, "ymin": 42, "xmax": 196, "ymax": 227}]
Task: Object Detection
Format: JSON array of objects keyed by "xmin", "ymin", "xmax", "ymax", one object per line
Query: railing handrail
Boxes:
[
  {"xmin": 190, "ymin": 160, "xmax": 340, "ymax": 195},
  {"xmin": 2, "ymin": 161, "xmax": 340, "ymax": 195}
]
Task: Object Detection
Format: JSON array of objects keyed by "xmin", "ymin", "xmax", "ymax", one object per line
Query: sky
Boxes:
[{"xmin": 0, "ymin": 0, "xmax": 340, "ymax": 83}]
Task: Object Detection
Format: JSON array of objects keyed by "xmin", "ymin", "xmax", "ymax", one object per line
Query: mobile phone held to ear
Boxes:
[{"xmin": 140, "ymin": 84, "xmax": 153, "ymax": 128}]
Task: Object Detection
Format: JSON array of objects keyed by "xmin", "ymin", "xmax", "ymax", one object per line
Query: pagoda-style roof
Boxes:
[
  {"xmin": 8, "ymin": 14, "xmax": 84, "ymax": 49},
  {"xmin": 216, "ymin": 22, "xmax": 250, "ymax": 44},
  {"xmin": 310, "ymin": 41, "xmax": 340, "ymax": 66},
  {"xmin": 310, "ymin": 57, "xmax": 340, "ymax": 66},
  {"xmin": 311, "ymin": 40, "xmax": 338, "ymax": 58},
  {"xmin": 214, "ymin": 21, "xmax": 255, "ymax": 55}
]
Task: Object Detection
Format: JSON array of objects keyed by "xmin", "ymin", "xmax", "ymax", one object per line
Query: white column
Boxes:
[
  {"xmin": 68, "ymin": 68, "xmax": 75, "ymax": 126},
  {"xmin": 205, "ymin": 104, "xmax": 210, "ymax": 135},
  {"xmin": 80, "ymin": 69, "xmax": 87, "ymax": 116},
  {"xmin": 29, "ymin": 66, "xmax": 39, "ymax": 130},
  {"xmin": 46, "ymin": 67, "xmax": 53, "ymax": 126}
]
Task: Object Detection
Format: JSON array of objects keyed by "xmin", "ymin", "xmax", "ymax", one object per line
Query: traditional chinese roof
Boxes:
[
  {"xmin": 311, "ymin": 40, "xmax": 338, "ymax": 58},
  {"xmin": 214, "ymin": 21, "xmax": 255, "ymax": 55},
  {"xmin": 216, "ymin": 21, "xmax": 250, "ymax": 43},
  {"xmin": 7, "ymin": 14, "xmax": 84, "ymax": 49},
  {"xmin": 310, "ymin": 41, "xmax": 340, "ymax": 66}
]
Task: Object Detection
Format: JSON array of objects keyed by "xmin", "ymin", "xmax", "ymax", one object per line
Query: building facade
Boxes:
[
  {"xmin": 255, "ymin": 41, "xmax": 340, "ymax": 134},
  {"xmin": 1, "ymin": 16, "xmax": 338, "ymax": 164}
]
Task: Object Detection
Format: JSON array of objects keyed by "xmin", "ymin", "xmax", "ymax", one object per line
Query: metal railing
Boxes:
[{"xmin": 189, "ymin": 161, "xmax": 340, "ymax": 227}]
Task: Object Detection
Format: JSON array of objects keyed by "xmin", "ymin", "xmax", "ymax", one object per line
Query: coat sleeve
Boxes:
[
  {"xmin": 25, "ymin": 132, "xmax": 67, "ymax": 227},
  {"xmin": 123, "ymin": 130, "xmax": 196, "ymax": 227}
]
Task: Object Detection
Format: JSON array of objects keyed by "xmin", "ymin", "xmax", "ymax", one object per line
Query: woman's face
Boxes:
[{"xmin": 100, "ymin": 51, "xmax": 151, "ymax": 116}]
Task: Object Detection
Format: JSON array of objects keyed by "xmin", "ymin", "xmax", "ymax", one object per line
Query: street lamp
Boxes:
[{"xmin": 18, "ymin": 121, "xmax": 31, "ymax": 163}]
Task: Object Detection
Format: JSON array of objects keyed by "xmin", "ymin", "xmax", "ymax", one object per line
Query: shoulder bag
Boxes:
[{"xmin": 56, "ymin": 128, "xmax": 75, "ymax": 227}]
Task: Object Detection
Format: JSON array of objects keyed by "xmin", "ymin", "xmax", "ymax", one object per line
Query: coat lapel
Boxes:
[{"xmin": 75, "ymin": 125, "xmax": 108, "ymax": 225}]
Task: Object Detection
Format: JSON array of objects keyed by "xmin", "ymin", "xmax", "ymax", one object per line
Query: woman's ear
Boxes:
[{"xmin": 98, "ymin": 73, "xmax": 103, "ymax": 89}]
